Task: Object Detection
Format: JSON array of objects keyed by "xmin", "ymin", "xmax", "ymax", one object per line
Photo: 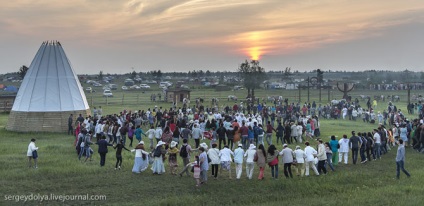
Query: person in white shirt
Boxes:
[
  {"xmin": 191, "ymin": 124, "xmax": 203, "ymax": 149},
  {"xmin": 293, "ymin": 145, "xmax": 306, "ymax": 176},
  {"xmin": 244, "ymin": 144, "xmax": 256, "ymax": 179},
  {"xmin": 342, "ymin": 107, "xmax": 348, "ymax": 119},
  {"xmin": 279, "ymin": 144, "xmax": 294, "ymax": 178},
  {"xmin": 304, "ymin": 142, "xmax": 319, "ymax": 176},
  {"xmin": 233, "ymin": 144, "xmax": 245, "ymax": 179},
  {"xmin": 219, "ymin": 145, "xmax": 234, "ymax": 179},
  {"xmin": 296, "ymin": 123, "xmax": 303, "ymax": 143},
  {"xmin": 290, "ymin": 122, "xmax": 298, "ymax": 144},
  {"xmin": 373, "ymin": 129, "xmax": 382, "ymax": 160},
  {"xmin": 144, "ymin": 126, "xmax": 156, "ymax": 150},
  {"xmin": 27, "ymin": 138, "xmax": 39, "ymax": 169},
  {"xmin": 207, "ymin": 143, "xmax": 220, "ymax": 179},
  {"xmin": 338, "ymin": 135, "xmax": 350, "ymax": 164},
  {"xmin": 154, "ymin": 126, "xmax": 163, "ymax": 144}
]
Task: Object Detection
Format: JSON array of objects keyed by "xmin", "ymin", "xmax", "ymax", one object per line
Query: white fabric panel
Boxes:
[{"xmin": 12, "ymin": 41, "xmax": 89, "ymax": 112}]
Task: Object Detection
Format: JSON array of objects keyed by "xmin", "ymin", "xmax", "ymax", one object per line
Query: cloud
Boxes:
[{"xmin": 0, "ymin": 0, "xmax": 424, "ymax": 73}]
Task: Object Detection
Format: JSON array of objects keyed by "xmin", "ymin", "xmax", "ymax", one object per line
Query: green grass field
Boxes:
[{"xmin": 1, "ymin": 88, "xmax": 424, "ymax": 206}]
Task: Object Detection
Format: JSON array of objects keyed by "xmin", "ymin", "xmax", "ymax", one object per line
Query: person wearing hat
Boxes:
[
  {"xmin": 198, "ymin": 147, "xmax": 209, "ymax": 184},
  {"xmin": 131, "ymin": 141, "xmax": 150, "ymax": 173},
  {"xmin": 279, "ymin": 144, "xmax": 294, "ymax": 178},
  {"xmin": 27, "ymin": 138, "xmax": 39, "ymax": 169},
  {"xmin": 234, "ymin": 143, "xmax": 245, "ymax": 179},
  {"xmin": 113, "ymin": 139, "xmax": 131, "ymax": 170},
  {"xmin": 219, "ymin": 145, "xmax": 234, "ymax": 179},
  {"xmin": 293, "ymin": 145, "xmax": 305, "ymax": 177},
  {"xmin": 244, "ymin": 144, "xmax": 256, "ymax": 179},
  {"xmin": 151, "ymin": 141, "xmax": 166, "ymax": 174},
  {"xmin": 304, "ymin": 141, "xmax": 319, "ymax": 176},
  {"xmin": 168, "ymin": 141, "xmax": 180, "ymax": 175}
]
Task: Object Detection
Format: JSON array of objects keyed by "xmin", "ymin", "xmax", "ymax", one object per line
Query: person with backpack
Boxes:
[
  {"xmin": 179, "ymin": 139, "xmax": 193, "ymax": 177},
  {"xmin": 83, "ymin": 131, "xmax": 94, "ymax": 162}
]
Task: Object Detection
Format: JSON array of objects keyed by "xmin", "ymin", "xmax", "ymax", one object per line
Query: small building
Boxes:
[
  {"xmin": 0, "ymin": 95, "xmax": 16, "ymax": 112},
  {"xmin": 165, "ymin": 88, "xmax": 191, "ymax": 103}
]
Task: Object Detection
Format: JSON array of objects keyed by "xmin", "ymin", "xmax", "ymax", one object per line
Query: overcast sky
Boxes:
[{"xmin": 1, "ymin": 0, "xmax": 423, "ymax": 74}]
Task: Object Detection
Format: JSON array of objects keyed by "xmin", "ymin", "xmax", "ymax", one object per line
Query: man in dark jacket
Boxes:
[
  {"xmin": 96, "ymin": 135, "xmax": 113, "ymax": 166},
  {"xmin": 349, "ymin": 131, "xmax": 362, "ymax": 164}
]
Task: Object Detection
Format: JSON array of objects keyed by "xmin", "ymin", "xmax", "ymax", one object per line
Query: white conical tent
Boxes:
[
  {"xmin": 7, "ymin": 41, "xmax": 90, "ymax": 132},
  {"xmin": 12, "ymin": 41, "xmax": 89, "ymax": 112}
]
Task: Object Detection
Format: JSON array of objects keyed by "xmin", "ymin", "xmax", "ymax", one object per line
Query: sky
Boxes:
[{"xmin": 0, "ymin": 0, "xmax": 423, "ymax": 74}]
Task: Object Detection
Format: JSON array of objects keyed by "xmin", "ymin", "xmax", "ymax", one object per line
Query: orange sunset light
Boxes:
[{"xmin": 248, "ymin": 46, "xmax": 261, "ymax": 60}]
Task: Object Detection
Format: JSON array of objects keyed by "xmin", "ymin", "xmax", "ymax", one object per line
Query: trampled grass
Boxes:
[{"xmin": 1, "ymin": 88, "xmax": 424, "ymax": 205}]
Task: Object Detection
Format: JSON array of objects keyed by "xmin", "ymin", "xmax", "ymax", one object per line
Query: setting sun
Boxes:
[{"xmin": 248, "ymin": 46, "xmax": 261, "ymax": 60}]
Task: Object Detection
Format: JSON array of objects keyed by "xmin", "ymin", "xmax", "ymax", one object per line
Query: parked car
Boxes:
[
  {"xmin": 130, "ymin": 85, "xmax": 140, "ymax": 90},
  {"xmin": 121, "ymin": 86, "xmax": 128, "ymax": 90},
  {"xmin": 109, "ymin": 84, "xmax": 117, "ymax": 90},
  {"xmin": 228, "ymin": 95, "xmax": 237, "ymax": 101},
  {"xmin": 85, "ymin": 87, "xmax": 95, "ymax": 93},
  {"xmin": 180, "ymin": 84, "xmax": 190, "ymax": 89},
  {"xmin": 124, "ymin": 79, "xmax": 135, "ymax": 86},
  {"xmin": 103, "ymin": 89, "xmax": 113, "ymax": 97},
  {"xmin": 234, "ymin": 86, "xmax": 244, "ymax": 90},
  {"xmin": 93, "ymin": 82, "xmax": 102, "ymax": 87},
  {"xmin": 139, "ymin": 84, "xmax": 150, "ymax": 89}
]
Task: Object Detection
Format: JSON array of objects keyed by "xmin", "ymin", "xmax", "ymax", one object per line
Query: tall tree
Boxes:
[
  {"xmin": 98, "ymin": 70, "xmax": 103, "ymax": 80},
  {"xmin": 283, "ymin": 67, "xmax": 292, "ymax": 80},
  {"xmin": 130, "ymin": 71, "xmax": 137, "ymax": 79},
  {"xmin": 238, "ymin": 60, "xmax": 267, "ymax": 99},
  {"xmin": 18, "ymin": 65, "xmax": 29, "ymax": 79}
]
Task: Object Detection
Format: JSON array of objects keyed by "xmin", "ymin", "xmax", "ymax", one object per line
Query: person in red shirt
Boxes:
[{"xmin": 266, "ymin": 121, "xmax": 277, "ymax": 146}]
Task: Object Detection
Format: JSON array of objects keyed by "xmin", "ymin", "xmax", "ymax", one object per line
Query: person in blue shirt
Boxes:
[{"xmin": 134, "ymin": 125, "xmax": 147, "ymax": 143}]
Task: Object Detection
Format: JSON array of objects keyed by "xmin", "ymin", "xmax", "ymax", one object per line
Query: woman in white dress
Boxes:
[
  {"xmin": 131, "ymin": 141, "xmax": 150, "ymax": 173},
  {"xmin": 151, "ymin": 141, "xmax": 166, "ymax": 174}
]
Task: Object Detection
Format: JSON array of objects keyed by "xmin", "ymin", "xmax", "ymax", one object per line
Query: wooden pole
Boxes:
[
  {"xmin": 298, "ymin": 86, "xmax": 301, "ymax": 102},
  {"xmin": 307, "ymin": 77, "xmax": 310, "ymax": 103}
]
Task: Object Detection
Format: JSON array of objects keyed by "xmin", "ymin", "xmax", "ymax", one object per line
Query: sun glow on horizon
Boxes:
[{"xmin": 248, "ymin": 46, "xmax": 261, "ymax": 60}]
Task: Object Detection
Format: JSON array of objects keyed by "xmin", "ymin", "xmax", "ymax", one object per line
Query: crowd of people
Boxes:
[{"xmin": 59, "ymin": 97, "xmax": 424, "ymax": 186}]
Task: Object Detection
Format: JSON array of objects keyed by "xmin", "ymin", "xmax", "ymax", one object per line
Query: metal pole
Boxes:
[
  {"xmin": 407, "ymin": 84, "xmax": 411, "ymax": 105},
  {"xmin": 307, "ymin": 77, "xmax": 310, "ymax": 102},
  {"xmin": 298, "ymin": 86, "xmax": 301, "ymax": 102},
  {"xmin": 328, "ymin": 86, "xmax": 330, "ymax": 102}
]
